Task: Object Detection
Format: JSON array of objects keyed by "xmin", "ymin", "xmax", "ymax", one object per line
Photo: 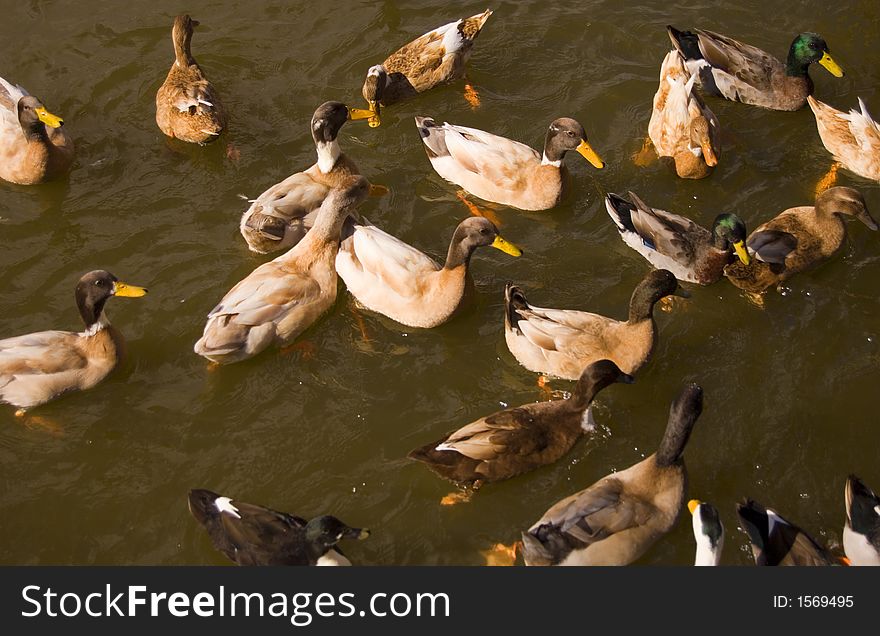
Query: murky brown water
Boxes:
[{"xmin": 1, "ymin": 0, "xmax": 878, "ymax": 565}]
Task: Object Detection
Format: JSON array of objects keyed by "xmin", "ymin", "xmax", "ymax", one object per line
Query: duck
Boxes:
[
  {"xmin": 605, "ymin": 191, "xmax": 749, "ymax": 285},
  {"xmin": 187, "ymin": 489, "xmax": 369, "ymax": 566},
  {"xmin": 666, "ymin": 26, "xmax": 844, "ymax": 111},
  {"xmin": 239, "ymin": 101, "xmax": 377, "ymax": 254},
  {"xmin": 807, "ymin": 96, "xmax": 880, "ymax": 182},
  {"xmin": 0, "ymin": 75, "xmax": 73, "ymax": 185},
  {"xmin": 723, "ymin": 186, "xmax": 877, "ymax": 294},
  {"xmin": 521, "ymin": 383, "xmax": 704, "ymax": 566},
  {"xmin": 689, "ymin": 499, "xmax": 724, "ymax": 566},
  {"xmin": 408, "ymin": 360, "xmax": 634, "ymax": 486},
  {"xmin": 414, "ymin": 116, "xmax": 604, "ymax": 211},
  {"xmin": 358, "ymin": 9, "xmax": 494, "ymax": 125},
  {"xmin": 155, "ymin": 14, "xmax": 227, "ymax": 144},
  {"xmin": 0, "ymin": 270, "xmax": 147, "ymax": 414},
  {"xmin": 843, "ymin": 475, "xmax": 880, "ymax": 566},
  {"xmin": 335, "ymin": 216, "xmax": 521, "ymax": 329},
  {"xmin": 648, "ymin": 50, "xmax": 720, "ymax": 178},
  {"xmin": 736, "ymin": 499, "xmax": 839, "ymax": 566},
  {"xmin": 194, "ymin": 176, "xmax": 369, "ymax": 364},
  {"xmin": 504, "ymin": 269, "xmax": 688, "ymax": 380}
]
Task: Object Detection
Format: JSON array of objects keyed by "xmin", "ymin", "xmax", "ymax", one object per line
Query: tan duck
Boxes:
[
  {"xmin": 808, "ymin": 96, "xmax": 880, "ymax": 182},
  {"xmin": 188, "ymin": 489, "xmax": 369, "ymax": 566},
  {"xmin": 194, "ymin": 176, "xmax": 369, "ymax": 364},
  {"xmin": 504, "ymin": 269, "xmax": 687, "ymax": 380},
  {"xmin": 667, "ymin": 27, "xmax": 844, "ymax": 111},
  {"xmin": 155, "ymin": 15, "xmax": 226, "ymax": 144},
  {"xmin": 736, "ymin": 499, "xmax": 839, "ymax": 566},
  {"xmin": 0, "ymin": 271, "xmax": 147, "ymax": 414},
  {"xmin": 408, "ymin": 360, "xmax": 633, "ymax": 486},
  {"xmin": 415, "ymin": 116, "xmax": 604, "ymax": 211},
  {"xmin": 358, "ymin": 9, "xmax": 493, "ymax": 126},
  {"xmin": 521, "ymin": 383, "xmax": 703, "ymax": 566},
  {"xmin": 723, "ymin": 186, "xmax": 877, "ymax": 293},
  {"xmin": 648, "ymin": 50, "xmax": 720, "ymax": 178},
  {"xmin": 335, "ymin": 216, "xmax": 521, "ymax": 328},
  {"xmin": 0, "ymin": 75, "xmax": 73, "ymax": 185},
  {"xmin": 239, "ymin": 101, "xmax": 376, "ymax": 254}
]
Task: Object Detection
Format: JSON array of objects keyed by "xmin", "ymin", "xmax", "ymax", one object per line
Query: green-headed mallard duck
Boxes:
[
  {"xmin": 414, "ymin": 116, "xmax": 604, "ymax": 211},
  {"xmin": 194, "ymin": 176, "xmax": 369, "ymax": 364},
  {"xmin": 504, "ymin": 269, "xmax": 687, "ymax": 380},
  {"xmin": 0, "ymin": 270, "xmax": 147, "ymax": 414},
  {"xmin": 808, "ymin": 96, "xmax": 880, "ymax": 182},
  {"xmin": 667, "ymin": 26, "xmax": 844, "ymax": 111},
  {"xmin": 0, "ymin": 75, "xmax": 73, "ymax": 185},
  {"xmin": 605, "ymin": 191, "xmax": 749, "ymax": 285},
  {"xmin": 156, "ymin": 15, "xmax": 227, "ymax": 144},
  {"xmin": 723, "ymin": 186, "xmax": 877, "ymax": 293},
  {"xmin": 521, "ymin": 383, "xmax": 703, "ymax": 566},
  {"xmin": 844, "ymin": 475, "xmax": 880, "ymax": 566},
  {"xmin": 188, "ymin": 489, "xmax": 369, "ymax": 566},
  {"xmin": 335, "ymin": 216, "xmax": 521, "ymax": 328},
  {"xmin": 736, "ymin": 499, "xmax": 839, "ymax": 566},
  {"xmin": 408, "ymin": 360, "xmax": 633, "ymax": 486},
  {"xmin": 648, "ymin": 50, "xmax": 720, "ymax": 178},
  {"xmin": 689, "ymin": 499, "xmax": 724, "ymax": 566},
  {"xmin": 358, "ymin": 9, "xmax": 493, "ymax": 126},
  {"xmin": 239, "ymin": 102, "xmax": 376, "ymax": 254}
]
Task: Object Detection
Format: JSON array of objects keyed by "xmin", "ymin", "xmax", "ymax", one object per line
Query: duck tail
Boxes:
[
  {"xmin": 414, "ymin": 116, "xmax": 448, "ymax": 158},
  {"xmin": 604, "ymin": 192, "xmax": 637, "ymax": 234},
  {"xmin": 504, "ymin": 282, "xmax": 529, "ymax": 333},
  {"xmin": 666, "ymin": 25, "xmax": 703, "ymax": 61}
]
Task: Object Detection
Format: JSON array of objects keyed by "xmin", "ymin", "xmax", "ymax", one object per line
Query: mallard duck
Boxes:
[
  {"xmin": 239, "ymin": 101, "xmax": 376, "ymax": 254},
  {"xmin": 335, "ymin": 216, "xmax": 521, "ymax": 328},
  {"xmin": 808, "ymin": 96, "xmax": 880, "ymax": 182},
  {"xmin": 723, "ymin": 186, "xmax": 877, "ymax": 293},
  {"xmin": 667, "ymin": 26, "xmax": 844, "ymax": 111},
  {"xmin": 155, "ymin": 15, "xmax": 227, "ymax": 144},
  {"xmin": 504, "ymin": 269, "xmax": 687, "ymax": 380},
  {"xmin": 414, "ymin": 116, "xmax": 604, "ymax": 211},
  {"xmin": 187, "ymin": 489, "xmax": 369, "ymax": 566},
  {"xmin": 689, "ymin": 499, "xmax": 724, "ymax": 566},
  {"xmin": 408, "ymin": 360, "xmax": 633, "ymax": 486},
  {"xmin": 736, "ymin": 499, "xmax": 838, "ymax": 566},
  {"xmin": 844, "ymin": 475, "xmax": 880, "ymax": 566},
  {"xmin": 521, "ymin": 383, "xmax": 703, "ymax": 566},
  {"xmin": 358, "ymin": 9, "xmax": 493, "ymax": 125},
  {"xmin": 648, "ymin": 50, "xmax": 720, "ymax": 178},
  {"xmin": 605, "ymin": 191, "xmax": 749, "ymax": 285},
  {"xmin": 0, "ymin": 75, "xmax": 73, "ymax": 185},
  {"xmin": 0, "ymin": 270, "xmax": 147, "ymax": 414},
  {"xmin": 194, "ymin": 176, "xmax": 369, "ymax": 364}
]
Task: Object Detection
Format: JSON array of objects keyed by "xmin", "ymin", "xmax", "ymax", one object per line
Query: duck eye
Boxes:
[{"xmin": 566, "ymin": 130, "xmax": 574, "ymax": 137}]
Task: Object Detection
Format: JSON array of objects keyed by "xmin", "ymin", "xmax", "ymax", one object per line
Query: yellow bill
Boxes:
[
  {"xmin": 491, "ymin": 235, "xmax": 522, "ymax": 257},
  {"xmin": 818, "ymin": 51, "xmax": 844, "ymax": 78},
  {"xmin": 576, "ymin": 139, "xmax": 604, "ymax": 168},
  {"xmin": 113, "ymin": 281, "xmax": 148, "ymax": 298},
  {"xmin": 349, "ymin": 102, "xmax": 381, "ymax": 128},
  {"xmin": 35, "ymin": 107, "xmax": 63, "ymax": 128},
  {"xmin": 688, "ymin": 499, "xmax": 701, "ymax": 515},
  {"xmin": 733, "ymin": 240, "xmax": 751, "ymax": 265}
]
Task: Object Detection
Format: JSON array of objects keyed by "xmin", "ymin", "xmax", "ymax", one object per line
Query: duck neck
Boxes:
[
  {"xmin": 541, "ymin": 134, "xmax": 565, "ymax": 166},
  {"xmin": 78, "ymin": 295, "xmax": 110, "ymax": 335},
  {"xmin": 694, "ymin": 540, "xmax": 721, "ymax": 566},
  {"xmin": 567, "ymin": 374, "xmax": 603, "ymax": 411},
  {"xmin": 304, "ymin": 205, "xmax": 349, "ymax": 247},
  {"xmin": 655, "ymin": 417, "xmax": 694, "ymax": 467},
  {"xmin": 315, "ymin": 140, "xmax": 341, "ymax": 174},
  {"xmin": 444, "ymin": 229, "xmax": 474, "ymax": 270},
  {"xmin": 173, "ymin": 27, "xmax": 196, "ymax": 67},
  {"xmin": 628, "ymin": 289, "xmax": 658, "ymax": 324},
  {"xmin": 784, "ymin": 46, "xmax": 810, "ymax": 78}
]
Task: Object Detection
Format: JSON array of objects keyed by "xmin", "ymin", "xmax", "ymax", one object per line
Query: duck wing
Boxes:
[{"xmin": 747, "ymin": 229, "xmax": 797, "ymax": 265}]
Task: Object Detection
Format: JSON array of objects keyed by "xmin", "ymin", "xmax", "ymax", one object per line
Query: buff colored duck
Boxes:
[
  {"xmin": 0, "ymin": 75, "xmax": 73, "ymax": 185},
  {"xmin": 605, "ymin": 192, "xmax": 749, "ymax": 285},
  {"xmin": 194, "ymin": 176, "xmax": 369, "ymax": 364},
  {"xmin": 648, "ymin": 50, "xmax": 720, "ymax": 178},
  {"xmin": 844, "ymin": 475, "xmax": 880, "ymax": 566},
  {"xmin": 504, "ymin": 269, "xmax": 687, "ymax": 380},
  {"xmin": 188, "ymin": 489, "xmax": 369, "ymax": 566},
  {"xmin": 689, "ymin": 499, "xmax": 724, "ymax": 566},
  {"xmin": 723, "ymin": 186, "xmax": 877, "ymax": 293},
  {"xmin": 156, "ymin": 15, "xmax": 226, "ymax": 144},
  {"xmin": 808, "ymin": 96, "xmax": 880, "ymax": 182},
  {"xmin": 736, "ymin": 499, "xmax": 839, "ymax": 566},
  {"xmin": 415, "ymin": 116, "xmax": 604, "ymax": 211},
  {"xmin": 239, "ymin": 102, "xmax": 377, "ymax": 254},
  {"xmin": 335, "ymin": 216, "xmax": 521, "ymax": 328},
  {"xmin": 358, "ymin": 9, "xmax": 493, "ymax": 125},
  {"xmin": 667, "ymin": 26, "xmax": 844, "ymax": 111},
  {"xmin": 521, "ymin": 383, "xmax": 703, "ymax": 566},
  {"xmin": 0, "ymin": 271, "xmax": 147, "ymax": 413}
]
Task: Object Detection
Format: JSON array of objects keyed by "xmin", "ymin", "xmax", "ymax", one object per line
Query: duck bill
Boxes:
[
  {"xmin": 349, "ymin": 102, "xmax": 381, "ymax": 128},
  {"xmin": 673, "ymin": 284, "xmax": 691, "ymax": 298},
  {"xmin": 688, "ymin": 499, "xmax": 701, "ymax": 515},
  {"xmin": 857, "ymin": 210, "xmax": 878, "ymax": 231},
  {"xmin": 35, "ymin": 107, "xmax": 64, "ymax": 128},
  {"xmin": 344, "ymin": 527, "xmax": 370, "ymax": 541},
  {"xmin": 700, "ymin": 140, "xmax": 718, "ymax": 167},
  {"xmin": 818, "ymin": 52, "xmax": 844, "ymax": 78},
  {"xmin": 491, "ymin": 235, "xmax": 523, "ymax": 257},
  {"xmin": 576, "ymin": 139, "xmax": 605, "ymax": 168},
  {"xmin": 733, "ymin": 240, "xmax": 751, "ymax": 265},
  {"xmin": 112, "ymin": 281, "xmax": 148, "ymax": 298}
]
